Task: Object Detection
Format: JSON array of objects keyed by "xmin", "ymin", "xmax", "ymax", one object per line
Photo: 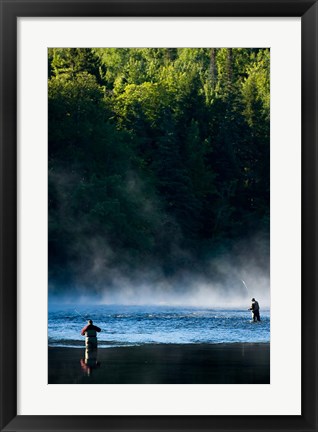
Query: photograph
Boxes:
[
  {"xmin": 48, "ymin": 47, "xmax": 270, "ymax": 385},
  {"xmin": 1, "ymin": 0, "xmax": 317, "ymax": 428}
]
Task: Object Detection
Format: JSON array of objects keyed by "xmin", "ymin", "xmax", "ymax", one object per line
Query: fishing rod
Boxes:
[
  {"xmin": 241, "ymin": 279, "xmax": 248, "ymax": 293},
  {"xmin": 74, "ymin": 308, "xmax": 88, "ymax": 320},
  {"xmin": 241, "ymin": 280, "xmax": 252, "ymax": 318}
]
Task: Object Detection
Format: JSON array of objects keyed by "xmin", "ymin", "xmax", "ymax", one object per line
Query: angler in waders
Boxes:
[
  {"xmin": 249, "ymin": 298, "xmax": 261, "ymax": 322},
  {"xmin": 81, "ymin": 319, "xmax": 101, "ymax": 348}
]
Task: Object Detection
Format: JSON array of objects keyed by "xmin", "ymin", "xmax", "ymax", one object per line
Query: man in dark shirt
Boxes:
[
  {"xmin": 81, "ymin": 319, "xmax": 101, "ymax": 348},
  {"xmin": 249, "ymin": 298, "xmax": 261, "ymax": 322}
]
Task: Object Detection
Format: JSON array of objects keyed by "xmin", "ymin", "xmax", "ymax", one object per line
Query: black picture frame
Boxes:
[{"xmin": 0, "ymin": 0, "xmax": 317, "ymax": 431}]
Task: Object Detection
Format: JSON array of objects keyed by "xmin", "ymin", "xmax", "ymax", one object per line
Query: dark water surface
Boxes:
[{"xmin": 48, "ymin": 343, "xmax": 270, "ymax": 384}]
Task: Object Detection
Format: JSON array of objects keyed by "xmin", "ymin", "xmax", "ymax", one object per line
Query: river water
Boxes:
[{"xmin": 48, "ymin": 304, "xmax": 270, "ymax": 348}]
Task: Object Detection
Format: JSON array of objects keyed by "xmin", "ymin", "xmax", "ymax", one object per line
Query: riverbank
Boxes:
[{"xmin": 48, "ymin": 343, "xmax": 270, "ymax": 384}]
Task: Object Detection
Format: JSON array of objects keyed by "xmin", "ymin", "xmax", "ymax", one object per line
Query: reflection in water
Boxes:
[
  {"xmin": 80, "ymin": 347, "xmax": 101, "ymax": 376},
  {"xmin": 48, "ymin": 343, "xmax": 270, "ymax": 384}
]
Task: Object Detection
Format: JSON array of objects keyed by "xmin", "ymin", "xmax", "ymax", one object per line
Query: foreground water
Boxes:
[{"xmin": 48, "ymin": 305, "xmax": 270, "ymax": 348}]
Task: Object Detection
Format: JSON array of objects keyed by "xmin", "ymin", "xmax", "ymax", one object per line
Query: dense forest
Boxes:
[{"xmin": 48, "ymin": 48, "xmax": 270, "ymax": 297}]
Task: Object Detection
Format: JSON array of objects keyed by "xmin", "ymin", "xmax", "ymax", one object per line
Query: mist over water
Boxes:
[
  {"xmin": 49, "ymin": 170, "xmax": 269, "ymax": 309},
  {"xmin": 49, "ymin": 234, "xmax": 270, "ymax": 308},
  {"xmin": 49, "ymin": 163, "xmax": 269, "ymax": 309},
  {"xmin": 49, "ymin": 277, "xmax": 268, "ymax": 309}
]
